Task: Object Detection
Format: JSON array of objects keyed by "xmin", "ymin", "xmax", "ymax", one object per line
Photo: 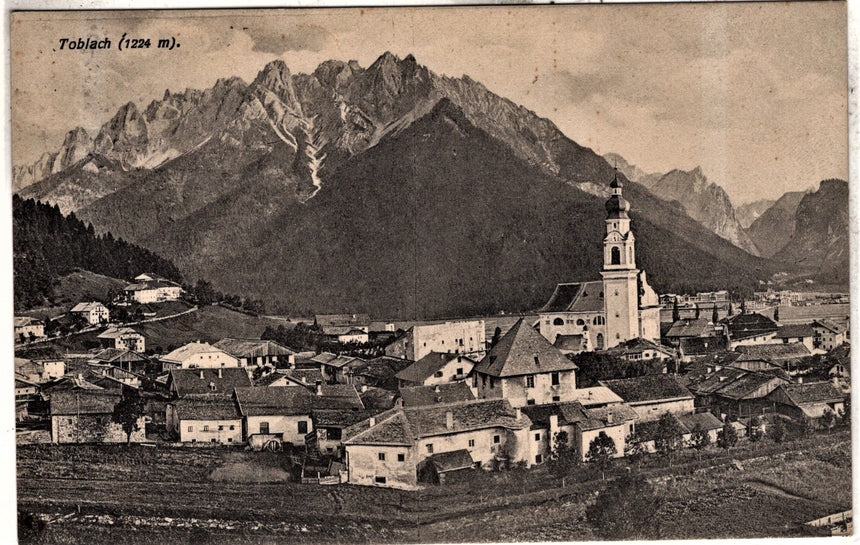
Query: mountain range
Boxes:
[{"xmin": 14, "ymin": 52, "xmax": 839, "ymax": 317}]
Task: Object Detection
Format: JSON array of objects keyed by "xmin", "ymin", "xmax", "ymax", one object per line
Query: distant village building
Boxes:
[
  {"xmin": 88, "ymin": 348, "xmax": 150, "ymax": 373},
  {"xmin": 15, "ymin": 357, "xmax": 65, "ymax": 382},
  {"xmin": 813, "ymin": 320, "xmax": 848, "ymax": 351},
  {"xmin": 774, "ymin": 324, "xmax": 816, "ymax": 352},
  {"xmin": 385, "ymin": 320, "xmax": 486, "ymax": 361},
  {"xmin": 683, "ymin": 365, "xmax": 789, "ymax": 419},
  {"xmin": 160, "ymin": 341, "xmax": 241, "ymax": 370},
  {"xmin": 473, "ymin": 318, "xmax": 579, "ymax": 408},
  {"xmin": 97, "ymin": 327, "xmax": 146, "ymax": 352},
  {"xmin": 600, "ymin": 375, "xmax": 694, "ymax": 422},
  {"xmin": 398, "ymin": 383, "xmax": 476, "ymax": 407},
  {"xmin": 315, "ymin": 314, "xmax": 371, "ymax": 343},
  {"xmin": 69, "ymin": 302, "xmax": 110, "ymax": 325},
  {"xmin": 538, "ymin": 174, "xmax": 661, "ymax": 351},
  {"xmin": 213, "ymin": 338, "xmax": 296, "ymax": 368},
  {"xmin": 14, "ymin": 316, "xmax": 46, "ymax": 342},
  {"xmin": 723, "ymin": 312, "xmax": 778, "ymax": 347},
  {"xmin": 734, "ymin": 343, "xmax": 811, "ymax": 370},
  {"xmin": 395, "ymin": 352, "xmax": 476, "ymax": 388},
  {"xmin": 51, "ymin": 390, "xmax": 146, "ymax": 444},
  {"xmin": 764, "ymin": 382, "xmax": 845, "ymax": 425},
  {"xmin": 342, "ymin": 399, "xmax": 531, "ymax": 488},
  {"xmin": 166, "ymin": 368, "xmax": 252, "ymax": 397},
  {"xmin": 602, "ymin": 338, "xmax": 675, "ymax": 364},
  {"xmin": 166, "ymin": 397, "xmax": 242, "ymax": 444},
  {"xmin": 124, "ymin": 274, "xmax": 183, "ymax": 304}
]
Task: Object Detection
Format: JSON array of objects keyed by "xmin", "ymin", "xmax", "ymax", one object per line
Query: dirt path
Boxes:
[{"xmin": 745, "ymin": 479, "xmax": 820, "ymax": 503}]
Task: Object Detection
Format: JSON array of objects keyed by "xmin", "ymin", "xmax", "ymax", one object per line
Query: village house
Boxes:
[
  {"xmin": 51, "ymin": 390, "xmax": 146, "ymax": 443},
  {"xmin": 538, "ymin": 175, "xmax": 662, "ymax": 351},
  {"xmin": 166, "ymin": 367, "xmax": 252, "ymax": 398},
  {"xmin": 774, "ymin": 324, "xmax": 816, "ymax": 352},
  {"xmin": 160, "ymin": 341, "xmax": 241, "ymax": 370},
  {"xmin": 398, "ymin": 383, "xmax": 476, "ymax": 407},
  {"xmin": 825, "ymin": 344, "xmax": 850, "ymax": 382},
  {"xmin": 635, "ymin": 411, "xmax": 724, "ymax": 453},
  {"xmin": 601, "ymin": 375, "xmax": 694, "ymax": 422},
  {"xmin": 15, "ymin": 357, "xmax": 65, "ymax": 383},
  {"xmin": 684, "ymin": 366, "xmax": 789, "ymax": 419},
  {"xmin": 553, "ymin": 333, "xmax": 590, "ymax": 355},
  {"xmin": 166, "ymin": 397, "xmax": 243, "ymax": 444},
  {"xmin": 213, "ymin": 338, "xmax": 296, "ymax": 368},
  {"xmin": 86, "ymin": 366, "xmax": 145, "ymax": 390},
  {"xmin": 677, "ymin": 335, "xmax": 731, "ymax": 363},
  {"xmin": 395, "ymin": 352, "xmax": 476, "ymax": 388},
  {"xmin": 566, "ymin": 386, "xmax": 625, "ymax": 408},
  {"xmin": 385, "ymin": 320, "xmax": 487, "ymax": 361},
  {"xmin": 344, "ymin": 356, "xmax": 413, "ymax": 389},
  {"xmin": 473, "ymin": 318, "xmax": 579, "ymax": 407},
  {"xmin": 663, "ymin": 317, "xmax": 726, "ymax": 348},
  {"xmin": 311, "ymin": 409, "xmax": 379, "ymax": 455},
  {"xmin": 69, "ymin": 301, "xmax": 110, "ymax": 325},
  {"xmin": 254, "ymin": 366, "xmax": 325, "ymax": 388},
  {"xmin": 88, "ymin": 348, "xmax": 150, "ymax": 374},
  {"xmin": 523, "ymin": 401, "xmax": 638, "ymax": 463},
  {"xmin": 813, "ymin": 320, "xmax": 848, "ymax": 351},
  {"xmin": 124, "ymin": 274, "xmax": 183, "ymax": 303},
  {"xmin": 602, "ymin": 337, "xmax": 676, "ymax": 368},
  {"xmin": 764, "ymin": 381, "xmax": 845, "ymax": 426},
  {"xmin": 15, "ymin": 374, "xmax": 40, "ymax": 401},
  {"xmin": 734, "ymin": 343, "xmax": 811, "ymax": 371},
  {"xmin": 342, "ymin": 399, "xmax": 532, "ymax": 488},
  {"xmin": 14, "ymin": 316, "xmax": 46, "ymax": 342},
  {"xmin": 315, "ymin": 354, "xmax": 366, "ymax": 383},
  {"xmin": 97, "ymin": 327, "xmax": 146, "ymax": 352},
  {"xmin": 723, "ymin": 312, "xmax": 778, "ymax": 347}
]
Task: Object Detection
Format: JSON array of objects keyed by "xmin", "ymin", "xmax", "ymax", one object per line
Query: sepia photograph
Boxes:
[{"xmin": 9, "ymin": 3, "xmax": 852, "ymax": 543}]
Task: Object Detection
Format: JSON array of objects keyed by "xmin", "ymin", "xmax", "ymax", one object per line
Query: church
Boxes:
[{"xmin": 538, "ymin": 172, "xmax": 662, "ymax": 352}]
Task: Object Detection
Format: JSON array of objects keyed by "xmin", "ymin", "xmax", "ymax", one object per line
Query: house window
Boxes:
[
  {"xmin": 551, "ymin": 372, "xmax": 560, "ymax": 386},
  {"xmin": 576, "ymin": 319, "xmax": 585, "ymax": 326},
  {"xmin": 456, "ymin": 368, "xmax": 464, "ymax": 375},
  {"xmin": 259, "ymin": 422, "xmax": 269, "ymax": 434},
  {"xmin": 227, "ymin": 438, "xmax": 233, "ymax": 443},
  {"xmin": 187, "ymin": 426, "xmax": 193, "ymax": 432},
  {"xmin": 375, "ymin": 476, "xmax": 387, "ymax": 484},
  {"xmin": 298, "ymin": 421, "xmax": 308, "ymax": 434},
  {"xmin": 536, "ymin": 454, "xmax": 543, "ymax": 464},
  {"xmin": 434, "ymin": 371, "xmax": 443, "ymax": 378},
  {"xmin": 229, "ymin": 425, "xmax": 235, "ymax": 430},
  {"xmin": 493, "ymin": 435, "xmax": 500, "ymax": 444},
  {"xmin": 468, "ymin": 439, "xmax": 475, "ymax": 447},
  {"xmin": 526, "ymin": 375, "xmax": 535, "ymax": 388},
  {"xmin": 397, "ymin": 453, "xmax": 405, "ymax": 462},
  {"xmin": 553, "ymin": 317, "xmax": 564, "ymax": 326},
  {"xmin": 378, "ymin": 452, "xmax": 386, "ymax": 461},
  {"xmin": 535, "ymin": 433, "xmax": 541, "ymax": 442},
  {"xmin": 527, "ymin": 399, "xmax": 536, "ymax": 405},
  {"xmin": 490, "ymin": 377, "xmax": 495, "ymax": 389},
  {"xmin": 218, "ymin": 425, "xmax": 224, "ymax": 431},
  {"xmin": 67, "ymin": 418, "xmax": 73, "ymax": 425},
  {"xmin": 552, "ymin": 395, "xmax": 561, "ymax": 402},
  {"xmin": 427, "ymin": 444, "xmax": 434, "ymax": 454},
  {"xmin": 203, "ymin": 425, "xmax": 209, "ymax": 432}
]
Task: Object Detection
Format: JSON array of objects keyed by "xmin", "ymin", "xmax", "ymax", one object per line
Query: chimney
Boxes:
[
  {"xmin": 606, "ymin": 412, "xmax": 614, "ymax": 424},
  {"xmin": 361, "ymin": 385, "xmax": 368, "ymax": 393},
  {"xmin": 369, "ymin": 416, "xmax": 376, "ymax": 427},
  {"xmin": 446, "ymin": 410, "xmax": 454, "ymax": 430},
  {"xmin": 218, "ymin": 368, "xmax": 222, "ymax": 379},
  {"xmin": 199, "ymin": 370, "xmax": 204, "ymax": 379},
  {"xmin": 515, "ymin": 407, "xmax": 522, "ymax": 420},
  {"xmin": 289, "ymin": 355, "xmax": 296, "ymax": 369},
  {"xmin": 434, "ymin": 385, "xmax": 441, "ymax": 393},
  {"xmin": 315, "ymin": 380, "xmax": 323, "ymax": 396},
  {"xmin": 797, "ymin": 376, "xmax": 803, "ymax": 384}
]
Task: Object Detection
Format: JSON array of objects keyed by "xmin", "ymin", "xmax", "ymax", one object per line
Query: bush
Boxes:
[{"xmin": 586, "ymin": 474, "xmax": 662, "ymax": 539}]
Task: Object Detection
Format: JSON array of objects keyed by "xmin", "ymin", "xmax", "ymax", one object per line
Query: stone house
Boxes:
[
  {"xmin": 97, "ymin": 327, "xmax": 146, "ymax": 352},
  {"xmin": 51, "ymin": 390, "xmax": 146, "ymax": 443},
  {"xmin": 14, "ymin": 316, "xmax": 46, "ymax": 342},
  {"xmin": 70, "ymin": 302, "xmax": 110, "ymax": 325},
  {"xmin": 764, "ymin": 382, "xmax": 845, "ymax": 425},
  {"xmin": 385, "ymin": 320, "xmax": 486, "ymax": 361},
  {"xmin": 166, "ymin": 396, "xmax": 243, "ymax": 444},
  {"xmin": 774, "ymin": 324, "xmax": 816, "ymax": 352},
  {"xmin": 161, "ymin": 342, "xmax": 241, "ymax": 370},
  {"xmin": 395, "ymin": 352, "xmax": 476, "ymax": 388},
  {"xmin": 213, "ymin": 338, "xmax": 296, "ymax": 368},
  {"xmin": 601, "ymin": 375, "xmax": 694, "ymax": 422},
  {"xmin": 167, "ymin": 368, "xmax": 252, "ymax": 398}
]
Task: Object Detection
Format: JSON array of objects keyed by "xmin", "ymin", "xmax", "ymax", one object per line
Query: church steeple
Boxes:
[{"xmin": 603, "ymin": 169, "xmax": 636, "ymax": 270}]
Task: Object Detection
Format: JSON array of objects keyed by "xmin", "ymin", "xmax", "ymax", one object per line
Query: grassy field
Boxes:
[{"xmin": 17, "ymin": 431, "xmax": 851, "ymax": 543}]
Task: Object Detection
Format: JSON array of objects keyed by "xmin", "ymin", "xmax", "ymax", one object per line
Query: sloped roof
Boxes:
[
  {"xmin": 322, "ymin": 325, "xmax": 369, "ymax": 336},
  {"xmin": 14, "ymin": 316, "xmax": 42, "ymax": 327},
  {"xmin": 676, "ymin": 412, "xmax": 723, "ymax": 432},
  {"xmin": 349, "ymin": 356, "xmax": 413, "ymax": 387},
  {"xmin": 474, "ymin": 319, "xmax": 577, "ymax": 377},
  {"xmin": 424, "ymin": 449, "xmax": 475, "ymax": 472},
  {"xmin": 360, "ymin": 387, "xmax": 397, "ymax": 411},
  {"xmin": 399, "ymin": 383, "xmax": 476, "ymax": 407},
  {"xmin": 686, "ymin": 367, "xmax": 749, "ymax": 395},
  {"xmin": 235, "ymin": 386, "xmax": 320, "ymax": 416},
  {"xmin": 312, "ymin": 409, "xmax": 379, "ymax": 428},
  {"xmin": 605, "ymin": 337, "xmax": 675, "ymax": 357},
  {"xmin": 724, "ymin": 313, "xmax": 778, "ymax": 341},
  {"xmin": 521, "ymin": 401, "xmax": 636, "ymax": 431},
  {"xmin": 323, "ymin": 355, "xmax": 365, "ymax": 370},
  {"xmin": 713, "ymin": 372, "xmax": 786, "ymax": 400},
  {"xmin": 172, "ymin": 397, "xmax": 240, "ymax": 420},
  {"xmin": 162, "ymin": 342, "xmax": 236, "ymax": 364},
  {"xmin": 554, "ymin": 334, "xmax": 585, "ymax": 352},
  {"xmin": 315, "ymin": 314, "xmax": 370, "ymax": 327},
  {"xmin": 168, "ymin": 368, "xmax": 251, "ymax": 395},
  {"xmin": 310, "ymin": 352, "xmax": 339, "ymax": 365},
  {"xmin": 97, "ymin": 327, "xmax": 142, "ymax": 340},
  {"xmin": 50, "ymin": 390, "xmax": 120, "ymax": 415},
  {"xmin": 540, "ymin": 281, "xmax": 604, "ymax": 313},
  {"xmin": 318, "ymin": 384, "xmax": 365, "ymax": 409},
  {"xmin": 70, "ymin": 302, "xmax": 107, "ymax": 313},
  {"xmin": 90, "ymin": 348, "xmax": 149, "ymax": 364},
  {"xmin": 776, "ymin": 324, "xmax": 816, "ymax": 339},
  {"xmin": 567, "ymin": 386, "xmax": 625, "ymax": 407},
  {"xmin": 213, "ymin": 338, "xmax": 295, "ymax": 358},
  {"xmin": 395, "ymin": 352, "xmax": 475, "ymax": 383},
  {"xmin": 679, "ymin": 335, "xmax": 729, "ymax": 355},
  {"xmin": 284, "ymin": 368, "xmax": 324, "ymax": 385},
  {"xmin": 813, "ymin": 319, "xmax": 846, "ymax": 334},
  {"xmin": 343, "ymin": 399, "xmax": 530, "ymax": 445},
  {"xmin": 602, "ymin": 375, "xmax": 692, "ymax": 403},
  {"xmin": 779, "ymin": 382, "xmax": 844, "ymax": 406},
  {"xmin": 665, "ymin": 318, "xmax": 714, "ymax": 338},
  {"xmin": 735, "ymin": 343, "xmax": 810, "ymax": 361}
]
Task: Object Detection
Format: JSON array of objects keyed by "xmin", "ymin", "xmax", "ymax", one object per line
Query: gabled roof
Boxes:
[
  {"xmin": 775, "ymin": 324, "xmax": 816, "ymax": 339},
  {"xmin": 399, "ymin": 383, "xmax": 476, "ymax": 407},
  {"xmin": 676, "ymin": 412, "xmax": 724, "ymax": 432},
  {"xmin": 735, "ymin": 343, "xmax": 810, "ymax": 361},
  {"xmin": 723, "ymin": 313, "xmax": 778, "ymax": 341},
  {"xmin": 310, "ymin": 352, "xmax": 339, "ymax": 365},
  {"xmin": 778, "ymin": 382, "xmax": 844, "ymax": 406},
  {"xmin": 601, "ymin": 375, "xmax": 692, "ymax": 403},
  {"xmin": 97, "ymin": 327, "xmax": 143, "ymax": 340},
  {"xmin": 423, "ymin": 449, "xmax": 475, "ymax": 473},
  {"xmin": 50, "ymin": 390, "xmax": 120, "ymax": 415},
  {"xmin": 521, "ymin": 401, "xmax": 637, "ymax": 431},
  {"xmin": 395, "ymin": 352, "xmax": 475, "ymax": 383},
  {"xmin": 284, "ymin": 368, "xmax": 324, "ymax": 385},
  {"xmin": 360, "ymin": 386, "xmax": 397, "ymax": 411},
  {"xmin": 813, "ymin": 319, "xmax": 846, "ymax": 334},
  {"xmin": 168, "ymin": 368, "xmax": 251, "ymax": 395},
  {"xmin": 604, "ymin": 338, "xmax": 675, "ymax": 357},
  {"xmin": 89, "ymin": 348, "xmax": 149, "ymax": 364},
  {"xmin": 713, "ymin": 372, "xmax": 786, "ymax": 400},
  {"xmin": 213, "ymin": 338, "xmax": 295, "ymax": 358},
  {"xmin": 312, "ymin": 409, "xmax": 379, "ymax": 428},
  {"xmin": 162, "ymin": 342, "xmax": 234, "ymax": 364},
  {"xmin": 474, "ymin": 319, "xmax": 577, "ymax": 378},
  {"xmin": 322, "ymin": 355, "xmax": 365, "ymax": 370},
  {"xmin": 322, "ymin": 325, "xmax": 369, "ymax": 336},
  {"xmin": 686, "ymin": 367, "xmax": 749, "ymax": 395},
  {"xmin": 172, "ymin": 397, "xmax": 240, "ymax": 420},
  {"xmin": 665, "ymin": 318, "xmax": 715, "ymax": 338},
  {"xmin": 679, "ymin": 335, "xmax": 729, "ymax": 355},
  {"xmin": 70, "ymin": 302, "xmax": 107, "ymax": 313},
  {"xmin": 540, "ymin": 281, "xmax": 604, "ymax": 313},
  {"xmin": 318, "ymin": 384, "xmax": 365, "ymax": 409},
  {"xmin": 343, "ymin": 399, "xmax": 530, "ymax": 446},
  {"xmin": 348, "ymin": 356, "xmax": 413, "ymax": 388},
  {"xmin": 567, "ymin": 386, "xmax": 625, "ymax": 407},
  {"xmin": 235, "ymin": 386, "xmax": 321, "ymax": 416},
  {"xmin": 14, "ymin": 316, "xmax": 42, "ymax": 327}
]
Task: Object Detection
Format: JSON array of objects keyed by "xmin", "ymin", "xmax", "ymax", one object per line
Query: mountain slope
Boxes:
[
  {"xmin": 736, "ymin": 198, "xmax": 777, "ymax": 229},
  {"xmin": 771, "ymin": 179, "xmax": 848, "ymax": 284},
  {"xmin": 745, "ymin": 191, "xmax": 807, "ymax": 258}
]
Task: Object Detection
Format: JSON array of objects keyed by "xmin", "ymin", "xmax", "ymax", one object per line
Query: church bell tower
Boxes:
[{"xmin": 601, "ymin": 171, "xmax": 641, "ymax": 347}]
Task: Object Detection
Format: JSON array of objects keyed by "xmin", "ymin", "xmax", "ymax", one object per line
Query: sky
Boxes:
[{"xmin": 10, "ymin": 3, "xmax": 848, "ymax": 205}]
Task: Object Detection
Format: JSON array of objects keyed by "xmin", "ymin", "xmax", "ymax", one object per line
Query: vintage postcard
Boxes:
[{"xmin": 10, "ymin": 4, "xmax": 851, "ymax": 543}]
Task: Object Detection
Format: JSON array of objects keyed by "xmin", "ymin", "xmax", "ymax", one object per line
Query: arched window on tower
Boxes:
[
  {"xmin": 611, "ymin": 247, "xmax": 621, "ymax": 265},
  {"xmin": 596, "ymin": 333, "xmax": 604, "ymax": 350},
  {"xmin": 576, "ymin": 319, "xmax": 585, "ymax": 326},
  {"xmin": 553, "ymin": 317, "xmax": 564, "ymax": 326},
  {"xmin": 593, "ymin": 316, "xmax": 605, "ymax": 326}
]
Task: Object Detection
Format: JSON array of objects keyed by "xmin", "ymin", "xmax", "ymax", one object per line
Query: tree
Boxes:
[
  {"xmin": 773, "ymin": 306, "xmax": 780, "ymax": 322},
  {"xmin": 821, "ymin": 408, "xmax": 836, "ymax": 434},
  {"xmin": 490, "ymin": 326, "xmax": 502, "ymax": 348},
  {"xmin": 716, "ymin": 422, "xmax": 738, "ymax": 451},
  {"xmin": 587, "ymin": 432, "xmax": 617, "ymax": 480},
  {"xmin": 688, "ymin": 423, "xmax": 711, "ymax": 460},
  {"xmin": 672, "ymin": 299, "xmax": 680, "ymax": 322},
  {"xmin": 624, "ymin": 431, "xmax": 648, "ymax": 469},
  {"xmin": 747, "ymin": 416, "xmax": 764, "ymax": 447},
  {"xmin": 798, "ymin": 416, "xmax": 815, "ymax": 438},
  {"xmin": 728, "ymin": 301, "xmax": 734, "ymax": 316},
  {"xmin": 653, "ymin": 412, "xmax": 684, "ymax": 465},
  {"xmin": 740, "ymin": 299, "xmax": 747, "ymax": 314},
  {"xmin": 839, "ymin": 396, "xmax": 851, "ymax": 427},
  {"xmin": 586, "ymin": 474, "xmax": 662, "ymax": 540},
  {"xmin": 111, "ymin": 387, "xmax": 146, "ymax": 444},
  {"xmin": 770, "ymin": 417, "xmax": 786, "ymax": 443},
  {"xmin": 694, "ymin": 305, "xmax": 700, "ymax": 319},
  {"xmin": 549, "ymin": 430, "xmax": 579, "ymax": 479}
]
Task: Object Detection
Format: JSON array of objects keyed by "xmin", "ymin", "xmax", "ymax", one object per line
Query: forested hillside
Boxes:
[{"xmin": 12, "ymin": 195, "xmax": 182, "ymax": 310}]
